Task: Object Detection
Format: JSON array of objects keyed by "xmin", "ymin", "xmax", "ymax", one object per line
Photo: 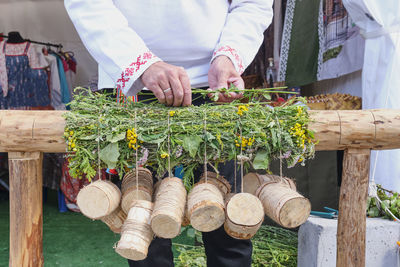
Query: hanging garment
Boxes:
[
  {"xmin": 45, "ymin": 54, "xmax": 65, "ymax": 110},
  {"xmin": 343, "ymin": 0, "xmax": 400, "ymax": 192},
  {"xmin": 51, "ymin": 52, "xmax": 71, "ymax": 106},
  {"xmin": 63, "ymin": 54, "xmax": 77, "ymax": 98},
  {"xmin": 0, "ymin": 41, "xmax": 51, "ymax": 109},
  {"xmin": 278, "ymin": 0, "xmax": 364, "ymax": 86}
]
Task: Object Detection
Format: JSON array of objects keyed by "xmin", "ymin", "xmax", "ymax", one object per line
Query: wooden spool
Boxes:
[
  {"xmin": 187, "ymin": 182, "xmax": 225, "ymax": 232},
  {"xmin": 101, "ymin": 206, "xmax": 127, "ymax": 234},
  {"xmin": 115, "ymin": 200, "xmax": 154, "ymax": 261},
  {"xmin": 77, "ymin": 180, "xmax": 121, "ymax": 219},
  {"xmin": 243, "ymin": 172, "xmax": 296, "ymax": 195},
  {"xmin": 121, "ymin": 168, "xmax": 153, "ymax": 214},
  {"xmin": 256, "ymin": 181, "xmax": 311, "ymax": 228},
  {"xmin": 224, "ymin": 193, "xmax": 264, "ymax": 239},
  {"xmin": 197, "ymin": 171, "xmax": 231, "ymax": 196},
  {"xmin": 152, "ymin": 179, "xmax": 162, "ymax": 201},
  {"xmin": 151, "ymin": 177, "xmax": 187, "ymax": 238}
]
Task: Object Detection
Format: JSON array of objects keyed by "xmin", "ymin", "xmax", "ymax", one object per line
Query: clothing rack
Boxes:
[{"xmin": 1, "ymin": 35, "xmax": 63, "ymax": 49}]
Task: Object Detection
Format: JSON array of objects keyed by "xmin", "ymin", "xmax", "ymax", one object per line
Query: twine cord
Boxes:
[
  {"xmin": 96, "ymin": 112, "xmax": 102, "ymax": 183},
  {"xmin": 167, "ymin": 113, "xmax": 172, "ymax": 177},
  {"xmin": 135, "ymin": 110, "xmax": 139, "ymax": 200},
  {"xmin": 239, "ymin": 126, "xmax": 244, "ymax": 193},
  {"xmin": 204, "ymin": 111, "xmax": 208, "ymax": 183},
  {"xmin": 275, "ymin": 115, "xmax": 283, "ymax": 179}
]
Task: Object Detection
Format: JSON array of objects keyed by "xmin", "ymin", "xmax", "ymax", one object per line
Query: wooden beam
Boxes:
[
  {"xmin": 8, "ymin": 152, "xmax": 43, "ymax": 267},
  {"xmin": 336, "ymin": 148, "xmax": 370, "ymax": 267},
  {"xmin": 0, "ymin": 109, "xmax": 400, "ymax": 152}
]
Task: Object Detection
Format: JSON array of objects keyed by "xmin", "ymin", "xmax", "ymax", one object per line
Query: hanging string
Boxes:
[
  {"xmin": 96, "ymin": 113, "xmax": 102, "ymax": 183},
  {"xmin": 275, "ymin": 115, "xmax": 283, "ymax": 179},
  {"xmin": 203, "ymin": 111, "xmax": 208, "ymax": 183},
  {"xmin": 239, "ymin": 126, "xmax": 244, "ymax": 193},
  {"xmin": 135, "ymin": 110, "xmax": 139, "ymax": 200},
  {"xmin": 234, "ymin": 157, "xmax": 237, "ymax": 193},
  {"xmin": 167, "ymin": 112, "xmax": 172, "ymax": 178}
]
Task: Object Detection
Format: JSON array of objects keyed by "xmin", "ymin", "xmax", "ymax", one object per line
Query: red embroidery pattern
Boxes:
[
  {"xmin": 116, "ymin": 51, "xmax": 157, "ymax": 104},
  {"xmin": 213, "ymin": 45, "xmax": 244, "ymax": 74}
]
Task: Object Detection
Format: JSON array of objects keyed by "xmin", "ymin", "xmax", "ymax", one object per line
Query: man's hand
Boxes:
[
  {"xmin": 208, "ymin": 56, "xmax": 244, "ymax": 102},
  {"xmin": 141, "ymin": 62, "xmax": 192, "ymax": 106}
]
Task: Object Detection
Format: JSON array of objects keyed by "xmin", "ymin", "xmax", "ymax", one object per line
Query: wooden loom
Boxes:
[{"xmin": 1, "ymin": 109, "xmax": 399, "ymax": 267}]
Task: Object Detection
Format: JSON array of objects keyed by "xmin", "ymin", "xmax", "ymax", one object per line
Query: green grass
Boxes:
[{"xmin": 0, "ymin": 192, "xmax": 194, "ymax": 267}]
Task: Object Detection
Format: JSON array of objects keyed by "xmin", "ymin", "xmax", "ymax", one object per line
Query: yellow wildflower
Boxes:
[
  {"xmin": 161, "ymin": 152, "xmax": 169, "ymax": 158},
  {"xmin": 237, "ymin": 105, "xmax": 249, "ymax": 116},
  {"xmin": 169, "ymin": 110, "xmax": 176, "ymax": 117}
]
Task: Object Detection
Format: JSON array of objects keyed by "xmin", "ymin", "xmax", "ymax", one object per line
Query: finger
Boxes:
[
  {"xmin": 159, "ymin": 80, "xmax": 173, "ymax": 106},
  {"xmin": 147, "ymin": 83, "xmax": 166, "ymax": 104},
  {"xmin": 227, "ymin": 77, "xmax": 245, "ymax": 99},
  {"xmin": 179, "ymin": 70, "xmax": 192, "ymax": 106},
  {"xmin": 228, "ymin": 77, "xmax": 245, "ymax": 90},
  {"xmin": 169, "ymin": 76, "xmax": 184, "ymax": 107}
]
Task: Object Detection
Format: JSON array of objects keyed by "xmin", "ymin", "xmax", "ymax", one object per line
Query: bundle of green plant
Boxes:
[
  {"xmin": 367, "ymin": 185, "xmax": 400, "ymax": 220},
  {"xmin": 173, "ymin": 225, "xmax": 298, "ymax": 267},
  {"xmin": 63, "ymin": 88, "xmax": 315, "ymax": 189}
]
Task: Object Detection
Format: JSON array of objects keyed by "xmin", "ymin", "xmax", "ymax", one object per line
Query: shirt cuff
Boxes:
[
  {"xmin": 116, "ymin": 51, "xmax": 162, "ymax": 96},
  {"xmin": 212, "ymin": 45, "xmax": 245, "ymax": 74}
]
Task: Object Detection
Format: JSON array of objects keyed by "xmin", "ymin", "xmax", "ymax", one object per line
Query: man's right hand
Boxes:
[{"xmin": 141, "ymin": 62, "xmax": 192, "ymax": 107}]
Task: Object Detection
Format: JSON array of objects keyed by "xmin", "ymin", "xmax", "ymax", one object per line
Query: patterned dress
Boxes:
[{"xmin": 0, "ymin": 41, "xmax": 50, "ymax": 109}]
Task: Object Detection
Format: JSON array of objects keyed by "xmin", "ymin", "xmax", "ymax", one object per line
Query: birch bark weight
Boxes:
[
  {"xmin": 243, "ymin": 172, "xmax": 296, "ymax": 195},
  {"xmin": 121, "ymin": 168, "xmax": 153, "ymax": 213},
  {"xmin": 101, "ymin": 206, "xmax": 127, "ymax": 234},
  {"xmin": 151, "ymin": 177, "xmax": 187, "ymax": 238},
  {"xmin": 116, "ymin": 200, "xmax": 154, "ymax": 261},
  {"xmin": 187, "ymin": 182, "xmax": 225, "ymax": 232},
  {"xmin": 76, "ymin": 180, "xmax": 121, "ymax": 219},
  {"xmin": 224, "ymin": 193, "xmax": 264, "ymax": 239},
  {"xmin": 256, "ymin": 180, "xmax": 311, "ymax": 228}
]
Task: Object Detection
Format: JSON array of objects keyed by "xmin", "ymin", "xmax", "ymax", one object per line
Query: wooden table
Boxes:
[{"xmin": 1, "ymin": 109, "xmax": 399, "ymax": 267}]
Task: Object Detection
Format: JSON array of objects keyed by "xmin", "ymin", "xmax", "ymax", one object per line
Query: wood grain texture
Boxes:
[
  {"xmin": 2, "ymin": 110, "xmax": 400, "ymax": 152},
  {"xmin": 9, "ymin": 152, "xmax": 43, "ymax": 267},
  {"xmin": 337, "ymin": 148, "xmax": 370, "ymax": 267}
]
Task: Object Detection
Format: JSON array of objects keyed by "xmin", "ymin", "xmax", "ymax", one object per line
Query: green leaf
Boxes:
[
  {"xmin": 253, "ymin": 150, "xmax": 270, "ymax": 170},
  {"xmin": 99, "ymin": 143, "xmax": 120, "ymax": 169},
  {"xmin": 368, "ymin": 206, "xmax": 380, "ymax": 217},
  {"xmin": 79, "ymin": 134, "xmax": 97, "ymax": 140},
  {"xmin": 262, "ymin": 93, "xmax": 272, "ymax": 100},
  {"xmin": 106, "ymin": 132, "xmax": 126, "ymax": 143},
  {"xmin": 182, "ymin": 135, "xmax": 203, "ymax": 158},
  {"xmin": 139, "ymin": 132, "xmax": 167, "ymax": 144}
]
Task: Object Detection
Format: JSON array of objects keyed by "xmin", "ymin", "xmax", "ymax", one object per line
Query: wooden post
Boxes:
[
  {"xmin": 9, "ymin": 152, "xmax": 43, "ymax": 267},
  {"xmin": 337, "ymin": 148, "xmax": 370, "ymax": 267}
]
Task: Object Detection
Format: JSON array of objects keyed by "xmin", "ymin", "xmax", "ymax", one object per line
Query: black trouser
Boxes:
[{"xmin": 125, "ymin": 92, "xmax": 252, "ymax": 267}]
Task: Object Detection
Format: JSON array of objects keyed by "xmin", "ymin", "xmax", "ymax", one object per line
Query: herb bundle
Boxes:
[{"xmin": 63, "ymin": 88, "xmax": 315, "ymax": 188}]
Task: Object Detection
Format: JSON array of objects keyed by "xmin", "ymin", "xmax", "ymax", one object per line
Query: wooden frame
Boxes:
[{"xmin": 1, "ymin": 109, "xmax": 399, "ymax": 267}]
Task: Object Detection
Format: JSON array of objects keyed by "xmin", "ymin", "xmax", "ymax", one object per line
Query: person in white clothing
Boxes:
[{"xmin": 65, "ymin": 0, "xmax": 273, "ymax": 266}]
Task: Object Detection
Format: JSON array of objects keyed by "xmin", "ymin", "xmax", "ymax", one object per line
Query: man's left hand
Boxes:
[{"xmin": 208, "ymin": 56, "xmax": 244, "ymax": 102}]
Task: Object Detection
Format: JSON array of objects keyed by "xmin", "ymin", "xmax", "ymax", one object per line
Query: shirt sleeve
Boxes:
[
  {"xmin": 64, "ymin": 0, "xmax": 162, "ymax": 96},
  {"xmin": 211, "ymin": 0, "xmax": 273, "ymax": 74}
]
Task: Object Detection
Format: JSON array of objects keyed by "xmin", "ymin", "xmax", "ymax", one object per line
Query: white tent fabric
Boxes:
[
  {"xmin": 0, "ymin": 0, "xmax": 98, "ymax": 88},
  {"xmin": 343, "ymin": 0, "xmax": 400, "ymax": 192}
]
